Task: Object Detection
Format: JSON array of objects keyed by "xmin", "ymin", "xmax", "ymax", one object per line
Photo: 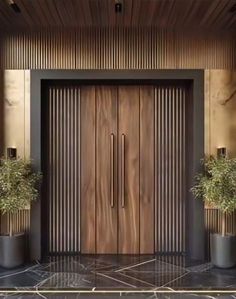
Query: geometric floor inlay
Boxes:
[{"xmin": 0, "ymin": 255, "xmax": 236, "ymax": 298}]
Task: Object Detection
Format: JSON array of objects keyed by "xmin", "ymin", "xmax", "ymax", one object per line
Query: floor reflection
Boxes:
[{"xmin": 0, "ymin": 255, "xmax": 235, "ymax": 294}]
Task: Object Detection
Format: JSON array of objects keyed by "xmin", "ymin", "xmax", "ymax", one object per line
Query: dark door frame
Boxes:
[{"xmin": 30, "ymin": 70, "xmax": 204, "ymax": 261}]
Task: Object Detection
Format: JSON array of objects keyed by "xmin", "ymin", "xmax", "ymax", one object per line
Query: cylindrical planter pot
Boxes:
[
  {"xmin": 0, "ymin": 233, "xmax": 25, "ymax": 269},
  {"xmin": 210, "ymin": 233, "xmax": 236, "ymax": 268}
]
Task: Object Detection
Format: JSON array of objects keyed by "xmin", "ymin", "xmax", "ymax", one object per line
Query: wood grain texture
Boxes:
[
  {"xmin": 0, "ymin": 0, "xmax": 236, "ymax": 30},
  {"xmin": 80, "ymin": 86, "xmax": 96, "ymax": 254},
  {"xmin": 0, "ymin": 28, "xmax": 235, "ymax": 69},
  {"xmin": 118, "ymin": 86, "xmax": 140, "ymax": 254},
  {"xmin": 140, "ymin": 86, "xmax": 155, "ymax": 254},
  {"xmin": 96, "ymin": 86, "xmax": 118, "ymax": 253}
]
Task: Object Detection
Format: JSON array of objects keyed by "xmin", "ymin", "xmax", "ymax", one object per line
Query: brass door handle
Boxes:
[
  {"xmin": 121, "ymin": 134, "xmax": 125, "ymax": 208},
  {"xmin": 110, "ymin": 134, "xmax": 114, "ymax": 208}
]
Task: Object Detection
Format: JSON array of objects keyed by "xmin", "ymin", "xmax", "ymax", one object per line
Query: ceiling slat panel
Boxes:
[
  {"xmin": 122, "ymin": 0, "xmax": 133, "ymax": 26},
  {"xmin": 0, "ymin": 0, "xmax": 235, "ymax": 31}
]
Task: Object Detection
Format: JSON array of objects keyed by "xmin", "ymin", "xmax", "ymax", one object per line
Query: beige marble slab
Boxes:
[
  {"xmin": 205, "ymin": 70, "xmax": 236, "ymax": 157},
  {"xmin": 3, "ymin": 70, "xmax": 30, "ymax": 159}
]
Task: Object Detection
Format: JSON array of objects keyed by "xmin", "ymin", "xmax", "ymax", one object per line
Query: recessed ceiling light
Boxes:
[
  {"xmin": 7, "ymin": 0, "xmax": 21, "ymax": 13},
  {"xmin": 115, "ymin": 1, "xmax": 123, "ymax": 13}
]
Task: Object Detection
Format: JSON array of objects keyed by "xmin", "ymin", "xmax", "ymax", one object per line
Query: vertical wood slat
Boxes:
[
  {"xmin": 46, "ymin": 85, "xmax": 81, "ymax": 254},
  {"xmin": 155, "ymin": 85, "xmax": 186, "ymax": 254},
  {"xmin": 0, "ymin": 28, "xmax": 235, "ymax": 69}
]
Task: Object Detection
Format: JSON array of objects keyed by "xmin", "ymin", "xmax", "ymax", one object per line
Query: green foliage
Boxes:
[
  {"xmin": 0, "ymin": 158, "xmax": 41, "ymax": 215},
  {"xmin": 191, "ymin": 156, "xmax": 236, "ymax": 214}
]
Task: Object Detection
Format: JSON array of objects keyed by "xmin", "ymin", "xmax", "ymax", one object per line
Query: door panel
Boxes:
[
  {"xmin": 81, "ymin": 86, "xmax": 96, "ymax": 254},
  {"xmin": 140, "ymin": 86, "xmax": 155, "ymax": 254},
  {"xmin": 42, "ymin": 82, "xmax": 188, "ymax": 256},
  {"xmin": 118, "ymin": 86, "xmax": 140, "ymax": 254},
  {"xmin": 96, "ymin": 86, "xmax": 118, "ymax": 253}
]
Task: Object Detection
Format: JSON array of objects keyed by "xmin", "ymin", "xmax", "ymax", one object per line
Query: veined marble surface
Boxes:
[
  {"xmin": 0, "ymin": 255, "xmax": 236, "ymax": 298},
  {"xmin": 205, "ymin": 70, "xmax": 236, "ymax": 156},
  {"xmin": 3, "ymin": 70, "xmax": 30, "ymax": 159}
]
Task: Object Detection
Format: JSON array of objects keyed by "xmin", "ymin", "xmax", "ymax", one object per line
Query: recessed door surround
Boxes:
[{"xmin": 42, "ymin": 82, "xmax": 190, "ymax": 256}]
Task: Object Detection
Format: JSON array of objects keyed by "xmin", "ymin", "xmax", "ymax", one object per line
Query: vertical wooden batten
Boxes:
[
  {"xmin": 42, "ymin": 84, "xmax": 81, "ymax": 254},
  {"xmin": 0, "ymin": 28, "xmax": 235, "ymax": 69},
  {"xmin": 155, "ymin": 85, "xmax": 186, "ymax": 254}
]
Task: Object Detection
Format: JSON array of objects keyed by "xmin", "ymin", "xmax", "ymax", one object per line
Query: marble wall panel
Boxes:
[
  {"xmin": 205, "ymin": 70, "xmax": 236, "ymax": 157},
  {"xmin": 3, "ymin": 70, "xmax": 30, "ymax": 159}
]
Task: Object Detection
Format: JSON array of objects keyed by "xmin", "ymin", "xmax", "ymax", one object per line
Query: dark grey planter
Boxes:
[
  {"xmin": 0, "ymin": 233, "xmax": 25, "ymax": 268},
  {"xmin": 210, "ymin": 233, "xmax": 236, "ymax": 268}
]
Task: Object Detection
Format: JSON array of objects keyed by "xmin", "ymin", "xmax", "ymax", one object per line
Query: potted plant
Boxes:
[
  {"xmin": 191, "ymin": 155, "xmax": 236, "ymax": 268},
  {"xmin": 0, "ymin": 158, "xmax": 41, "ymax": 268}
]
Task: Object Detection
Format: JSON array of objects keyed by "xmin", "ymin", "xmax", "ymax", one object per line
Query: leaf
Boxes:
[
  {"xmin": 191, "ymin": 156, "xmax": 236, "ymax": 214},
  {"xmin": 0, "ymin": 158, "xmax": 42, "ymax": 215}
]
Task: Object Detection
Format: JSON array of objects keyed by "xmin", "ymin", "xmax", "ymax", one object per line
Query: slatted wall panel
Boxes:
[
  {"xmin": 45, "ymin": 85, "xmax": 81, "ymax": 254},
  {"xmin": 0, "ymin": 28, "xmax": 235, "ymax": 69},
  {"xmin": 0, "ymin": 210, "xmax": 30, "ymax": 235},
  {"xmin": 205, "ymin": 209, "xmax": 236, "ymax": 259},
  {"xmin": 155, "ymin": 86, "xmax": 186, "ymax": 254}
]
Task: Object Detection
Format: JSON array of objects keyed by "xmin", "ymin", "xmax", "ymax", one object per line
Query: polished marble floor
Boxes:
[
  {"xmin": 0, "ymin": 255, "xmax": 235, "ymax": 298},
  {"xmin": 1, "ymin": 294, "xmax": 236, "ymax": 299}
]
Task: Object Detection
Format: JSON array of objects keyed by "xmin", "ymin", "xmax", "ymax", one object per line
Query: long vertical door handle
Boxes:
[
  {"xmin": 110, "ymin": 134, "xmax": 114, "ymax": 208},
  {"xmin": 121, "ymin": 134, "xmax": 125, "ymax": 208}
]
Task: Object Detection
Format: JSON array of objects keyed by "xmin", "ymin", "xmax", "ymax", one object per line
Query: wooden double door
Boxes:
[{"xmin": 81, "ymin": 85, "xmax": 154, "ymax": 254}]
